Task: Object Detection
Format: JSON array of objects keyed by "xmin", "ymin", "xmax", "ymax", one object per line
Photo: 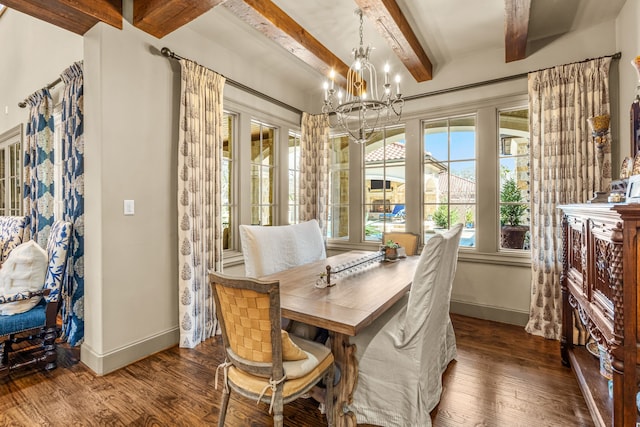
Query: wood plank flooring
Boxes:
[{"xmin": 0, "ymin": 314, "xmax": 595, "ymax": 426}]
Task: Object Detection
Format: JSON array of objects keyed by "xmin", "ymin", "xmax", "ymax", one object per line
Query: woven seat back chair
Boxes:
[
  {"xmin": 210, "ymin": 272, "xmax": 335, "ymax": 427},
  {"xmin": 382, "ymin": 232, "xmax": 420, "ymax": 256}
]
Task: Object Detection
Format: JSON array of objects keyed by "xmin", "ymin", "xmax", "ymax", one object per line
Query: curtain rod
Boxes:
[
  {"xmin": 18, "ymin": 77, "xmax": 62, "ymax": 108},
  {"xmin": 404, "ymin": 52, "xmax": 622, "ymax": 102},
  {"xmin": 161, "ymin": 47, "xmax": 303, "ymax": 116}
]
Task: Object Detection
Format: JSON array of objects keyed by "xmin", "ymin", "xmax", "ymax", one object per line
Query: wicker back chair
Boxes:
[
  {"xmin": 382, "ymin": 232, "xmax": 420, "ymax": 256},
  {"xmin": 210, "ymin": 272, "xmax": 335, "ymax": 427}
]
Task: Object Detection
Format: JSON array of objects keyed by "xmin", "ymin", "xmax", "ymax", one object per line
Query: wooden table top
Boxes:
[{"xmin": 261, "ymin": 251, "xmax": 419, "ymax": 336}]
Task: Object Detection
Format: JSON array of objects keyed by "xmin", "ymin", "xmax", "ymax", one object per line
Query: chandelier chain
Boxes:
[{"xmin": 358, "ymin": 9, "xmax": 364, "ymax": 50}]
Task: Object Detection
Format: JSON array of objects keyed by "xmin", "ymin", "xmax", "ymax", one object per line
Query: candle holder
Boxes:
[{"xmin": 587, "ymin": 114, "xmax": 610, "ymax": 203}]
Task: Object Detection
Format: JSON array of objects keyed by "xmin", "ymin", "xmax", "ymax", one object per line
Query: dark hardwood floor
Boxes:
[{"xmin": 0, "ymin": 314, "xmax": 594, "ymax": 426}]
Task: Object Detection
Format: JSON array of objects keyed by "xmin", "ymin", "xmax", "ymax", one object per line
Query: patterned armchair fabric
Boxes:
[
  {"xmin": 0, "ymin": 216, "xmax": 28, "ymax": 263},
  {"xmin": 0, "ymin": 220, "xmax": 73, "ymax": 375},
  {"xmin": 42, "ymin": 221, "xmax": 72, "ymax": 303}
]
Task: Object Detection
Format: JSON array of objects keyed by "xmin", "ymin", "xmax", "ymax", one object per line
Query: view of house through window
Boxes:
[
  {"xmin": 327, "ymin": 134, "xmax": 349, "ymax": 239},
  {"xmin": 423, "ymin": 116, "xmax": 477, "ymax": 247},
  {"xmin": 288, "ymin": 132, "xmax": 301, "ymax": 224},
  {"xmin": 498, "ymin": 108, "xmax": 530, "ymax": 251},
  {"xmin": 250, "ymin": 120, "xmax": 276, "ymax": 225},
  {"xmin": 0, "ymin": 124, "xmax": 22, "ymax": 217},
  {"xmin": 363, "ymin": 125, "xmax": 406, "ymax": 241},
  {"xmin": 222, "ymin": 113, "xmax": 235, "ymax": 250}
]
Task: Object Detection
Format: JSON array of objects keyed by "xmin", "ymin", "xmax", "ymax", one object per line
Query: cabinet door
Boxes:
[{"xmin": 588, "ymin": 218, "xmax": 615, "ymax": 323}]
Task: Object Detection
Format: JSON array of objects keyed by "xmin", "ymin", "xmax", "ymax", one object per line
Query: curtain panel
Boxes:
[
  {"xmin": 59, "ymin": 61, "xmax": 85, "ymax": 346},
  {"xmin": 300, "ymin": 112, "xmax": 330, "ymax": 235},
  {"xmin": 525, "ymin": 57, "xmax": 612, "ymax": 340},
  {"xmin": 177, "ymin": 59, "xmax": 225, "ymax": 348},
  {"xmin": 23, "ymin": 89, "xmax": 55, "ymax": 247}
]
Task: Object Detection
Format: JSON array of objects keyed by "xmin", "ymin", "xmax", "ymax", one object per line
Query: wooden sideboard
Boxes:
[{"xmin": 560, "ymin": 204, "xmax": 640, "ymax": 427}]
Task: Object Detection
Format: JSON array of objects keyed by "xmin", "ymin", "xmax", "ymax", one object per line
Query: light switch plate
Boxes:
[{"xmin": 124, "ymin": 199, "xmax": 135, "ymax": 215}]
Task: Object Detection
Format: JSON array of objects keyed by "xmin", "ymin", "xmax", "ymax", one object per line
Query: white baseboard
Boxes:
[
  {"xmin": 80, "ymin": 327, "xmax": 180, "ymax": 375},
  {"xmin": 450, "ymin": 300, "xmax": 529, "ymax": 326}
]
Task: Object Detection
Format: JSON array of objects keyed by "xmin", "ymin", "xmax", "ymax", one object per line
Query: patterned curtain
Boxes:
[
  {"xmin": 59, "ymin": 61, "xmax": 85, "ymax": 346},
  {"xmin": 23, "ymin": 89, "xmax": 55, "ymax": 247},
  {"xmin": 300, "ymin": 112, "xmax": 330, "ymax": 234},
  {"xmin": 525, "ymin": 57, "xmax": 611, "ymax": 340},
  {"xmin": 178, "ymin": 59, "xmax": 225, "ymax": 348}
]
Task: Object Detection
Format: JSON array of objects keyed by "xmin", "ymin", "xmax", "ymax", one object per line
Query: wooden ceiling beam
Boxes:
[
  {"xmin": 0, "ymin": 0, "xmax": 122, "ymax": 35},
  {"xmin": 504, "ymin": 0, "xmax": 531, "ymax": 63},
  {"xmin": 223, "ymin": 0, "xmax": 351, "ymax": 90},
  {"xmin": 355, "ymin": 0, "xmax": 432, "ymax": 82},
  {"xmin": 133, "ymin": 0, "xmax": 226, "ymax": 39}
]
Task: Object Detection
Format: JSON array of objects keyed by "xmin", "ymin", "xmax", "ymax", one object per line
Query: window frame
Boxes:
[
  {"xmin": 326, "ymin": 94, "xmax": 531, "ymax": 265},
  {"xmin": 0, "ymin": 124, "xmax": 23, "ymax": 217}
]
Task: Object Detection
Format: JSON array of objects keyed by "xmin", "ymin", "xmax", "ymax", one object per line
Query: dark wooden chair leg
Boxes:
[
  {"xmin": 42, "ymin": 326, "xmax": 58, "ymax": 371},
  {"xmin": 0, "ymin": 341, "xmax": 8, "ymax": 375}
]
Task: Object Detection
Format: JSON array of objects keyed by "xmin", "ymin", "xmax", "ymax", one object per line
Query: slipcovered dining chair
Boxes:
[
  {"xmin": 239, "ymin": 219, "xmax": 326, "ymax": 278},
  {"xmin": 239, "ymin": 219, "xmax": 326, "ymax": 338},
  {"xmin": 346, "ymin": 223, "xmax": 463, "ymax": 426},
  {"xmin": 0, "ymin": 220, "xmax": 73, "ymax": 375},
  {"xmin": 210, "ymin": 272, "xmax": 335, "ymax": 427},
  {"xmin": 382, "ymin": 231, "xmax": 420, "ymax": 256}
]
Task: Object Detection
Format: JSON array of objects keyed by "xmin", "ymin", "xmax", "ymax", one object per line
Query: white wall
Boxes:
[
  {"xmin": 81, "ymin": 20, "xmax": 303, "ymax": 374},
  {"xmin": 616, "ymin": 0, "xmax": 640, "ymax": 162},
  {"xmin": 0, "ymin": 9, "xmax": 82, "ymax": 133}
]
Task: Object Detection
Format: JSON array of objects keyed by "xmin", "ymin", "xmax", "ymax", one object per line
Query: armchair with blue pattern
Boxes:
[
  {"xmin": 0, "ymin": 220, "xmax": 72, "ymax": 376},
  {"xmin": 0, "ymin": 216, "xmax": 28, "ymax": 263}
]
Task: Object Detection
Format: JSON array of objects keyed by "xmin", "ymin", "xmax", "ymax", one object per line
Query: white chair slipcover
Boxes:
[
  {"xmin": 346, "ymin": 223, "xmax": 464, "ymax": 427},
  {"xmin": 239, "ymin": 219, "xmax": 326, "ymax": 278}
]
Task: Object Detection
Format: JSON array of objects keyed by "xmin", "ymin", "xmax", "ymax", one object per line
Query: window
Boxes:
[
  {"xmin": 327, "ymin": 134, "xmax": 350, "ymax": 240},
  {"xmin": 423, "ymin": 116, "xmax": 476, "ymax": 247},
  {"xmin": 222, "ymin": 113, "xmax": 236, "ymax": 250},
  {"xmin": 498, "ymin": 108, "xmax": 530, "ymax": 251},
  {"xmin": 287, "ymin": 131, "xmax": 300, "ymax": 224},
  {"xmin": 363, "ymin": 125, "xmax": 406, "ymax": 242},
  {"xmin": 325, "ymin": 96, "xmax": 530, "ymax": 260},
  {"xmin": 0, "ymin": 124, "xmax": 22, "ymax": 216},
  {"xmin": 250, "ymin": 120, "xmax": 276, "ymax": 226}
]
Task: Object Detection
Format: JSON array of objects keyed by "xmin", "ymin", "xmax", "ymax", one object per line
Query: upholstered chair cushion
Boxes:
[
  {"xmin": 281, "ymin": 330, "xmax": 308, "ymax": 361},
  {"xmin": 0, "ymin": 216, "xmax": 27, "ymax": 264},
  {"xmin": 0, "ymin": 241, "xmax": 48, "ymax": 315},
  {"xmin": 239, "ymin": 219, "xmax": 326, "ymax": 277},
  {"xmin": 43, "ymin": 221, "xmax": 72, "ymax": 303}
]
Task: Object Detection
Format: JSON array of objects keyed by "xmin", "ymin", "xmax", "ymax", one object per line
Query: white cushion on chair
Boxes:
[
  {"xmin": 239, "ymin": 220, "xmax": 326, "ymax": 277},
  {"xmin": 0, "ymin": 241, "xmax": 48, "ymax": 315}
]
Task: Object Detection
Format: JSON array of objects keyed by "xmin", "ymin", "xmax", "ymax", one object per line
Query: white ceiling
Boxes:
[{"xmin": 185, "ymin": 0, "xmax": 626, "ymax": 101}]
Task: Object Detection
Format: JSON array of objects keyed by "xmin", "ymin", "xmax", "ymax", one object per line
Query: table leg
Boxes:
[{"xmin": 330, "ymin": 332, "xmax": 357, "ymax": 427}]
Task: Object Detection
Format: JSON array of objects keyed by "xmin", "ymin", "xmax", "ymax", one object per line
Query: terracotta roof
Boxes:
[{"xmin": 365, "ymin": 141, "xmax": 405, "ymax": 162}]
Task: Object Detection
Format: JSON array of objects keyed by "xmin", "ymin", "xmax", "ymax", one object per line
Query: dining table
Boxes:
[{"xmin": 260, "ymin": 250, "xmax": 420, "ymax": 427}]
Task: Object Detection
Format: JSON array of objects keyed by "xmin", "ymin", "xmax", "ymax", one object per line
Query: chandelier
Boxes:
[{"xmin": 322, "ymin": 9, "xmax": 404, "ymax": 144}]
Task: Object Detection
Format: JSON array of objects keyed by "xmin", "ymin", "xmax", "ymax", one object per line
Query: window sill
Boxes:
[{"xmin": 327, "ymin": 242, "xmax": 532, "ymax": 267}]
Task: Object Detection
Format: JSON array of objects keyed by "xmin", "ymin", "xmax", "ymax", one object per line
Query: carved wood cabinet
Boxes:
[{"xmin": 560, "ymin": 204, "xmax": 640, "ymax": 427}]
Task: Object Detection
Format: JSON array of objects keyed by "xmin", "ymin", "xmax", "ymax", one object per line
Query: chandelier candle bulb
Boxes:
[
  {"xmin": 384, "ymin": 63, "xmax": 390, "ymax": 85},
  {"xmin": 395, "ymin": 75, "xmax": 401, "ymax": 95},
  {"xmin": 330, "ymin": 69, "xmax": 335, "ymax": 90}
]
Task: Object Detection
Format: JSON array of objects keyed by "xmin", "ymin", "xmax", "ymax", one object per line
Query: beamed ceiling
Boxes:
[
  {"xmin": 1, "ymin": 0, "xmax": 627, "ymax": 96},
  {"xmin": 0, "ymin": 0, "xmax": 537, "ymax": 84}
]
